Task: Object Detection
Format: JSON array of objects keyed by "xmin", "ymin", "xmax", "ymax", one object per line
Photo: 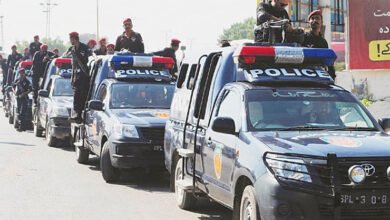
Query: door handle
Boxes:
[{"xmin": 207, "ymin": 138, "xmax": 212, "ymax": 147}]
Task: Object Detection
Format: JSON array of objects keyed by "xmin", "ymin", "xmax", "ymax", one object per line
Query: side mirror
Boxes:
[
  {"xmin": 212, "ymin": 117, "xmax": 236, "ymax": 135},
  {"xmin": 379, "ymin": 118, "xmax": 390, "ymax": 132},
  {"xmin": 88, "ymin": 100, "xmax": 104, "ymax": 111},
  {"xmin": 38, "ymin": 90, "xmax": 49, "ymax": 98}
]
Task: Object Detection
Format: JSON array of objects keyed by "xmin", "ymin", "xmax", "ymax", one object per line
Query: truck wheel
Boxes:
[
  {"xmin": 8, "ymin": 113, "xmax": 13, "ymax": 124},
  {"xmin": 101, "ymin": 142, "xmax": 120, "ymax": 183},
  {"xmin": 174, "ymin": 158, "xmax": 196, "ymax": 210},
  {"xmin": 34, "ymin": 117, "xmax": 44, "ymax": 137},
  {"xmin": 240, "ymin": 185, "xmax": 260, "ymax": 220},
  {"xmin": 75, "ymin": 129, "xmax": 89, "ymax": 164},
  {"xmin": 46, "ymin": 121, "xmax": 57, "ymax": 147}
]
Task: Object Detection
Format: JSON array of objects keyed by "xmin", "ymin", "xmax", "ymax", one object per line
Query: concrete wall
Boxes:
[{"xmin": 336, "ymin": 70, "xmax": 390, "ymax": 100}]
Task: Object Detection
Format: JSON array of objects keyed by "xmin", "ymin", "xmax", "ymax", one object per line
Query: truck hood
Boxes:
[
  {"xmin": 111, "ymin": 109, "xmax": 169, "ymax": 126},
  {"xmin": 252, "ymin": 131, "xmax": 390, "ymax": 157},
  {"xmin": 52, "ymin": 96, "xmax": 73, "ymax": 108}
]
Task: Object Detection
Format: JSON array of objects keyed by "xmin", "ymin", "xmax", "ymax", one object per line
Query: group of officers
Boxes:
[
  {"xmin": 1, "ymin": 2, "xmax": 335, "ymax": 131},
  {"xmin": 0, "ymin": 17, "xmax": 182, "ymax": 130}
]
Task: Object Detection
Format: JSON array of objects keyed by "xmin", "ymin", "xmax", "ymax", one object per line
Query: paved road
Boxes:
[{"xmin": 0, "ymin": 109, "xmax": 232, "ymax": 220}]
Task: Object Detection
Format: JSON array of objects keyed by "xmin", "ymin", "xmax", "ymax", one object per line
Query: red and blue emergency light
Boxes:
[
  {"xmin": 54, "ymin": 58, "xmax": 71, "ymax": 68},
  {"xmin": 110, "ymin": 54, "xmax": 174, "ymax": 69},
  {"xmin": 20, "ymin": 61, "xmax": 32, "ymax": 69},
  {"xmin": 234, "ymin": 46, "xmax": 337, "ymax": 66}
]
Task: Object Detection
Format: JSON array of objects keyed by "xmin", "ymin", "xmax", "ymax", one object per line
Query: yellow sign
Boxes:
[
  {"xmin": 369, "ymin": 40, "xmax": 390, "ymax": 61},
  {"xmin": 214, "ymin": 144, "xmax": 223, "ymax": 180}
]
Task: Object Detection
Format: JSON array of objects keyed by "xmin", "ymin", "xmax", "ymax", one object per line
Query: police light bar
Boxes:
[
  {"xmin": 54, "ymin": 58, "xmax": 71, "ymax": 68},
  {"xmin": 234, "ymin": 46, "xmax": 337, "ymax": 66},
  {"xmin": 20, "ymin": 61, "xmax": 32, "ymax": 69},
  {"xmin": 110, "ymin": 54, "xmax": 174, "ymax": 69}
]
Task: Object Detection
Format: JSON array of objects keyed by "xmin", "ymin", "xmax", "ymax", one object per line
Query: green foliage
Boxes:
[
  {"xmin": 14, "ymin": 38, "xmax": 70, "ymax": 55},
  {"xmin": 218, "ymin": 17, "xmax": 256, "ymax": 43},
  {"xmin": 334, "ymin": 62, "xmax": 346, "ymax": 72},
  {"xmin": 360, "ymin": 98, "xmax": 373, "ymax": 107}
]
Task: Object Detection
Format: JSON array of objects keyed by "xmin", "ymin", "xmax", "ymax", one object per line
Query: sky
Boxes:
[{"xmin": 0, "ymin": 0, "xmax": 254, "ymax": 53}]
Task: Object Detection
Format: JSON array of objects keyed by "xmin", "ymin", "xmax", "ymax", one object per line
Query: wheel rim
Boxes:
[
  {"xmin": 175, "ymin": 160, "xmax": 185, "ymax": 204},
  {"xmin": 241, "ymin": 197, "xmax": 253, "ymax": 220}
]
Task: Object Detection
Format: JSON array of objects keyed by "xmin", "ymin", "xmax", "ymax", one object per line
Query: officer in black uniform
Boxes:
[
  {"xmin": 6, "ymin": 45, "xmax": 22, "ymax": 85},
  {"xmin": 51, "ymin": 48, "xmax": 60, "ymax": 59},
  {"xmin": 0, "ymin": 54, "xmax": 8, "ymax": 88},
  {"xmin": 302, "ymin": 10, "xmax": 336, "ymax": 79},
  {"xmin": 154, "ymin": 38, "xmax": 181, "ymax": 75},
  {"xmin": 22, "ymin": 48, "xmax": 31, "ymax": 61},
  {"xmin": 31, "ymin": 44, "xmax": 53, "ymax": 104},
  {"xmin": 256, "ymin": 0, "xmax": 292, "ymax": 43},
  {"xmin": 67, "ymin": 32, "xmax": 91, "ymax": 123},
  {"xmin": 13, "ymin": 68, "xmax": 32, "ymax": 131},
  {"xmin": 115, "ymin": 18, "xmax": 144, "ymax": 53},
  {"xmin": 94, "ymin": 38, "xmax": 107, "ymax": 55},
  {"xmin": 29, "ymin": 35, "xmax": 42, "ymax": 58}
]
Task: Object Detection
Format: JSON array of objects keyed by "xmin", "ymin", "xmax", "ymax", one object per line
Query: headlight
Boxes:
[
  {"xmin": 348, "ymin": 165, "xmax": 366, "ymax": 184},
  {"xmin": 52, "ymin": 107, "xmax": 69, "ymax": 117},
  {"xmin": 265, "ymin": 154, "xmax": 312, "ymax": 183},
  {"xmin": 114, "ymin": 124, "xmax": 139, "ymax": 138}
]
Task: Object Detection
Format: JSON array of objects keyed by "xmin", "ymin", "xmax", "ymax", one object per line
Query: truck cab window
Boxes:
[{"xmin": 216, "ymin": 90, "xmax": 241, "ymax": 131}]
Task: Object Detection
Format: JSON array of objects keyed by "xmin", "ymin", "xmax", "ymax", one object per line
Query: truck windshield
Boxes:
[
  {"xmin": 52, "ymin": 79, "xmax": 73, "ymax": 96},
  {"xmin": 245, "ymin": 89, "xmax": 376, "ymax": 131},
  {"xmin": 110, "ymin": 83, "xmax": 174, "ymax": 109}
]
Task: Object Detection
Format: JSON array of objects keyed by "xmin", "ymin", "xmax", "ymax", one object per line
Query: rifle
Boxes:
[{"xmin": 70, "ymin": 47, "xmax": 89, "ymax": 84}]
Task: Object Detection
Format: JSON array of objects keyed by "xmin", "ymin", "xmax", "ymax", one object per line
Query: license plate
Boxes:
[
  {"xmin": 340, "ymin": 192, "xmax": 389, "ymax": 207},
  {"xmin": 153, "ymin": 145, "xmax": 163, "ymax": 151}
]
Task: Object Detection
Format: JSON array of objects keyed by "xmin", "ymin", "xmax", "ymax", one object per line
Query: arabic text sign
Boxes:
[
  {"xmin": 349, "ymin": 0, "xmax": 390, "ymax": 69},
  {"xmin": 369, "ymin": 40, "xmax": 390, "ymax": 61}
]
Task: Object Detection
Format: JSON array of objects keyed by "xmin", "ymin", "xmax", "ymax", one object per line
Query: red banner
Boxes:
[{"xmin": 349, "ymin": 0, "xmax": 390, "ymax": 69}]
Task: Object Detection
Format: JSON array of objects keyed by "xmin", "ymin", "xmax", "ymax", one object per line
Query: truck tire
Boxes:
[
  {"xmin": 8, "ymin": 112, "xmax": 13, "ymax": 124},
  {"xmin": 239, "ymin": 185, "xmax": 260, "ymax": 220},
  {"xmin": 174, "ymin": 158, "xmax": 196, "ymax": 210},
  {"xmin": 34, "ymin": 116, "xmax": 44, "ymax": 137},
  {"xmin": 75, "ymin": 129, "xmax": 89, "ymax": 164},
  {"xmin": 100, "ymin": 141, "xmax": 120, "ymax": 183},
  {"xmin": 13, "ymin": 112, "xmax": 19, "ymax": 129},
  {"xmin": 46, "ymin": 121, "xmax": 57, "ymax": 147}
]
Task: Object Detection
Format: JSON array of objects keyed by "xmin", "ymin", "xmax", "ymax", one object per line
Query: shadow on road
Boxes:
[
  {"xmin": 190, "ymin": 199, "xmax": 232, "ymax": 220},
  {"xmin": 0, "ymin": 141, "xmax": 35, "ymax": 147}
]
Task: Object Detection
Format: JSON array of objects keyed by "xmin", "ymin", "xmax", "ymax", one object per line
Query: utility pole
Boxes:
[
  {"xmin": 96, "ymin": 0, "xmax": 100, "ymax": 41},
  {"xmin": 40, "ymin": 0, "xmax": 58, "ymax": 39},
  {"xmin": 0, "ymin": 16, "xmax": 4, "ymax": 51}
]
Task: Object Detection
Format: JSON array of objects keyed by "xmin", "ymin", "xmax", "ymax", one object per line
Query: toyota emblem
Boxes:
[{"xmin": 361, "ymin": 164, "xmax": 376, "ymax": 177}]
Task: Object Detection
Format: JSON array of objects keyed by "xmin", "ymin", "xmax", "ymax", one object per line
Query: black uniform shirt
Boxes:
[
  {"xmin": 32, "ymin": 51, "xmax": 54, "ymax": 77},
  {"xmin": 154, "ymin": 47, "xmax": 178, "ymax": 73},
  {"xmin": 14, "ymin": 77, "xmax": 32, "ymax": 96},
  {"xmin": 257, "ymin": 2, "xmax": 290, "ymax": 43},
  {"xmin": 302, "ymin": 32, "xmax": 329, "ymax": 48},
  {"xmin": 29, "ymin": 42, "xmax": 42, "ymax": 57},
  {"xmin": 94, "ymin": 47, "xmax": 107, "ymax": 56},
  {"xmin": 115, "ymin": 31, "xmax": 145, "ymax": 53},
  {"xmin": 7, "ymin": 53, "xmax": 22, "ymax": 69},
  {"xmin": 67, "ymin": 42, "xmax": 91, "ymax": 84}
]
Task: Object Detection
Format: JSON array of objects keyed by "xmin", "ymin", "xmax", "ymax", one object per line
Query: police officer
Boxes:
[
  {"xmin": 115, "ymin": 18, "xmax": 144, "ymax": 53},
  {"xmin": 302, "ymin": 10, "xmax": 336, "ymax": 79},
  {"xmin": 6, "ymin": 45, "xmax": 22, "ymax": 85},
  {"xmin": 88, "ymin": 39, "xmax": 97, "ymax": 53},
  {"xmin": 94, "ymin": 38, "xmax": 107, "ymax": 55},
  {"xmin": 22, "ymin": 48, "xmax": 31, "ymax": 61},
  {"xmin": 29, "ymin": 35, "xmax": 42, "ymax": 58},
  {"xmin": 107, "ymin": 43, "xmax": 115, "ymax": 55},
  {"xmin": 67, "ymin": 32, "xmax": 91, "ymax": 123},
  {"xmin": 31, "ymin": 44, "xmax": 53, "ymax": 104},
  {"xmin": 154, "ymin": 38, "xmax": 181, "ymax": 75},
  {"xmin": 51, "ymin": 48, "xmax": 60, "ymax": 59},
  {"xmin": 256, "ymin": 0, "xmax": 292, "ymax": 43},
  {"xmin": 13, "ymin": 68, "xmax": 32, "ymax": 131},
  {"xmin": 0, "ymin": 54, "xmax": 8, "ymax": 93}
]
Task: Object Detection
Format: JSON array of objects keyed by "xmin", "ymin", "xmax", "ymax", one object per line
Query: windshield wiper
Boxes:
[
  {"xmin": 278, "ymin": 125, "xmax": 327, "ymax": 131},
  {"xmin": 328, "ymin": 127, "xmax": 378, "ymax": 131}
]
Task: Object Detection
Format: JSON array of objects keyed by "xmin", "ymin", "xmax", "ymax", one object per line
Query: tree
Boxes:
[
  {"xmin": 218, "ymin": 17, "xmax": 256, "ymax": 43},
  {"xmin": 14, "ymin": 38, "xmax": 70, "ymax": 55}
]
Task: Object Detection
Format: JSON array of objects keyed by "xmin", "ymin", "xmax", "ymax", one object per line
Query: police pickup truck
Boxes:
[
  {"xmin": 34, "ymin": 58, "xmax": 73, "ymax": 146},
  {"xmin": 6, "ymin": 61, "xmax": 33, "ymax": 129},
  {"xmin": 164, "ymin": 44, "xmax": 390, "ymax": 220},
  {"xmin": 73, "ymin": 53, "xmax": 175, "ymax": 182}
]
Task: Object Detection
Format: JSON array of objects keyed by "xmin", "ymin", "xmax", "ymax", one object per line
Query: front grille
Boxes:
[{"xmin": 139, "ymin": 127, "xmax": 165, "ymax": 144}]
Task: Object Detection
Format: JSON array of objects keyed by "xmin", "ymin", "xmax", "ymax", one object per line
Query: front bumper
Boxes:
[
  {"xmin": 109, "ymin": 140, "xmax": 165, "ymax": 170},
  {"xmin": 49, "ymin": 117, "xmax": 71, "ymax": 140}
]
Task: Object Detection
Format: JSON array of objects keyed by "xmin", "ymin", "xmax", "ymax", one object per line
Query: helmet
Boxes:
[
  {"xmin": 88, "ymin": 39, "xmax": 97, "ymax": 46},
  {"xmin": 40, "ymin": 44, "xmax": 48, "ymax": 50}
]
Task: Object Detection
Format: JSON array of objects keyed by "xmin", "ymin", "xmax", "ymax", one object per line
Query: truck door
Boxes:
[
  {"xmin": 186, "ymin": 52, "xmax": 222, "ymax": 188},
  {"xmin": 205, "ymin": 88, "xmax": 241, "ymax": 204}
]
